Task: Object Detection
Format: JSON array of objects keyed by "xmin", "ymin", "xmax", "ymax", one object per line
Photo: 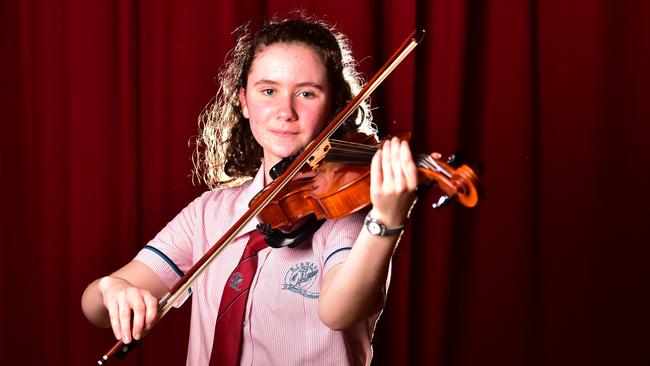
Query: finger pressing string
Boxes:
[
  {"xmin": 370, "ymin": 148, "xmax": 383, "ymax": 190},
  {"xmin": 381, "ymin": 140, "xmax": 394, "ymax": 186},
  {"xmin": 390, "ymin": 138, "xmax": 403, "ymax": 189},
  {"xmin": 401, "ymin": 140, "xmax": 418, "ymax": 190}
]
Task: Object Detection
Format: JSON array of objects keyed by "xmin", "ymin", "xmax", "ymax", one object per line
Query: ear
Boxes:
[{"xmin": 239, "ymin": 87, "xmax": 249, "ymax": 119}]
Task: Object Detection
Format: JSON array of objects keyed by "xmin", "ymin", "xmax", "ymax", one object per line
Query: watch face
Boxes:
[{"xmin": 367, "ymin": 221, "xmax": 382, "ymax": 235}]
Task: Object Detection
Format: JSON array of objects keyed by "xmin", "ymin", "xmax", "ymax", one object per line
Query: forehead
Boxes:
[
  {"xmin": 254, "ymin": 41, "xmax": 323, "ymax": 62},
  {"xmin": 247, "ymin": 42, "xmax": 327, "ymax": 82}
]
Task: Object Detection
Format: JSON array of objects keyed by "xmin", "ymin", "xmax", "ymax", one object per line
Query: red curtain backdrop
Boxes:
[{"xmin": 2, "ymin": 1, "xmax": 649, "ymax": 365}]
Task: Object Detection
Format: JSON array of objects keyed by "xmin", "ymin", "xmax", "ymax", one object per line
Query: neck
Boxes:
[{"xmin": 262, "ymin": 155, "xmax": 280, "ymax": 185}]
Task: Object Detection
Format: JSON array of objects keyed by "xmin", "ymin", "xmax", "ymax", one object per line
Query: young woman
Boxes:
[{"xmin": 82, "ymin": 17, "xmax": 418, "ymax": 365}]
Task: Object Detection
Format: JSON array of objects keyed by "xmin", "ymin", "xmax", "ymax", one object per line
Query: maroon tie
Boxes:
[{"xmin": 210, "ymin": 231, "xmax": 267, "ymax": 366}]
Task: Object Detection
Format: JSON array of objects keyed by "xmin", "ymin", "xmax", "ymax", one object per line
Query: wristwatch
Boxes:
[{"xmin": 364, "ymin": 213, "xmax": 405, "ymax": 236}]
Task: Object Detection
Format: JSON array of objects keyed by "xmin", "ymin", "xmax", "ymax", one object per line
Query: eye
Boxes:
[
  {"xmin": 298, "ymin": 91, "xmax": 316, "ymax": 98},
  {"xmin": 261, "ymin": 88, "xmax": 275, "ymax": 96}
]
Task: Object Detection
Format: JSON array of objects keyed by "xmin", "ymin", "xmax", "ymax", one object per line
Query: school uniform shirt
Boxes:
[{"xmin": 134, "ymin": 165, "xmax": 381, "ymax": 365}]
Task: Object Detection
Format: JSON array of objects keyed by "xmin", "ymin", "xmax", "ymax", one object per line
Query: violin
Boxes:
[
  {"xmin": 97, "ymin": 29, "xmax": 479, "ymax": 364},
  {"xmin": 252, "ymin": 132, "xmax": 479, "ymax": 248}
]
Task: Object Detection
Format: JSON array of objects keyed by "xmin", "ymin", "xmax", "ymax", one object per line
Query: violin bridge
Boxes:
[{"xmin": 307, "ymin": 140, "xmax": 331, "ymax": 169}]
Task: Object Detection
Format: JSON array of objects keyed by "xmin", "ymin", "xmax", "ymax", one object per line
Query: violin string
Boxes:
[
  {"xmin": 417, "ymin": 154, "xmax": 434, "ymax": 169},
  {"xmin": 324, "ymin": 154, "xmax": 372, "ymax": 165},
  {"xmin": 325, "ymin": 152, "xmax": 374, "ymax": 163},
  {"xmin": 326, "ymin": 139, "xmax": 377, "ymax": 163},
  {"xmin": 329, "ymin": 139, "xmax": 378, "ymax": 152},
  {"xmin": 329, "ymin": 138, "xmax": 376, "ymax": 146},
  {"xmin": 326, "ymin": 147, "xmax": 375, "ymax": 157},
  {"xmin": 417, "ymin": 154, "xmax": 452, "ymax": 179},
  {"xmin": 327, "ymin": 141, "xmax": 453, "ymax": 180}
]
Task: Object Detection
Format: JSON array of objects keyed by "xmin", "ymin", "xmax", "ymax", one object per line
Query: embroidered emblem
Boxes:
[
  {"xmin": 282, "ymin": 262, "xmax": 319, "ymax": 299},
  {"xmin": 229, "ymin": 272, "xmax": 243, "ymax": 291}
]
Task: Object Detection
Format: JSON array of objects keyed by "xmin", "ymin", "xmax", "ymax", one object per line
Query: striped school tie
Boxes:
[{"xmin": 210, "ymin": 230, "xmax": 267, "ymax": 365}]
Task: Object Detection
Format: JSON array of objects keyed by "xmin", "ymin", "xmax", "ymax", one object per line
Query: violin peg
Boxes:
[
  {"xmin": 446, "ymin": 154, "xmax": 456, "ymax": 166},
  {"xmin": 447, "ymin": 152, "xmax": 468, "ymax": 167}
]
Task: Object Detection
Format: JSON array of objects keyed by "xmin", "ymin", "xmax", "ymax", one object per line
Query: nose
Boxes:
[{"xmin": 276, "ymin": 94, "xmax": 298, "ymax": 122}]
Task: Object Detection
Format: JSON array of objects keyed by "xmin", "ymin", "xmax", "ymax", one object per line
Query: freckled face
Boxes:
[{"xmin": 239, "ymin": 43, "xmax": 332, "ymax": 170}]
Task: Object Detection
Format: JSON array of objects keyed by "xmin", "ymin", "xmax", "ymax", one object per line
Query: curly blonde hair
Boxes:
[{"xmin": 192, "ymin": 16, "xmax": 376, "ymax": 189}]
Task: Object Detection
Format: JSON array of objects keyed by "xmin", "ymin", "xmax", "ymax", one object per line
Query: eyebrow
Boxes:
[{"xmin": 252, "ymin": 79, "xmax": 325, "ymax": 91}]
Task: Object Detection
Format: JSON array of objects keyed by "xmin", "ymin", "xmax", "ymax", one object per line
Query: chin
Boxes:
[
  {"xmin": 273, "ymin": 145, "xmax": 302, "ymax": 158},
  {"xmin": 277, "ymin": 150, "xmax": 300, "ymax": 159}
]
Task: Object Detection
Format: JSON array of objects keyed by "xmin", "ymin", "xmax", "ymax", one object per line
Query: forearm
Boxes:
[
  {"xmin": 82, "ymin": 262, "xmax": 169, "ymax": 343},
  {"xmin": 319, "ymin": 138, "xmax": 419, "ymax": 330},
  {"xmin": 318, "ymin": 221, "xmax": 400, "ymax": 330},
  {"xmin": 81, "ymin": 278, "xmax": 111, "ymax": 328}
]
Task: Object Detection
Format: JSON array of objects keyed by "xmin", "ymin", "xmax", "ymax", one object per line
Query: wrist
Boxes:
[
  {"xmin": 97, "ymin": 275, "xmax": 125, "ymax": 294},
  {"xmin": 364, "ymin": 211, "xmax": 405, "ymax": 236},
  {"xmin": 368, "ymin": 208, "xmax": 405, "ymax": 228}
]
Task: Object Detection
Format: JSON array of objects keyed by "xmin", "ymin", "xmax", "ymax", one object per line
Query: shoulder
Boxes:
[
  {"xmin": 192, "ymin": 180, "xmax": 254, "ymax": 209},
  {"xmin": 312, "ymin": 210, "xmax": 366, "ymax": 251},
  {"xmin": 321, "ymin": 210, "xmax": 365, "ymax": 237}
]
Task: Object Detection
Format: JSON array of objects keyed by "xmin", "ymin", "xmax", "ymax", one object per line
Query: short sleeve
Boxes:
[
  {"xmin": 320, "ymin": 210, "xmax": 366, "ymax": 274},
  {"xmin": 134, "ymin": 192, "xmax": 211, "ymax": 289}
]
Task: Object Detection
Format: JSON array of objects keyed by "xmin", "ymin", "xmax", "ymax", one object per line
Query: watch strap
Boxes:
[{"xmin": 364, "ymin": 213, "xmax": 405, "ymax": 236}]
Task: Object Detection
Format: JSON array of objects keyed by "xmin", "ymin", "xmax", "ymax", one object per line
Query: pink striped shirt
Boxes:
[{"xmin": 134, "ymin": 166, "xmax": 381, "ymax": 365}]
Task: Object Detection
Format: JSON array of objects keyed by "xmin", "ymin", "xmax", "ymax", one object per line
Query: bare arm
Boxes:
[
  {"xmin": 319, "ymin": 137, "xmax": 418, "ymax": 330},
  {"xmin": 81, "ymin": 260, "xmax": 169, "ymax": 344}
]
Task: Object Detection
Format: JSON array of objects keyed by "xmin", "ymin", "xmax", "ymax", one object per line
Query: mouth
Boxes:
[{"xmin": 271, "ymin": 129, "xmax": 300, "ymax": 136}]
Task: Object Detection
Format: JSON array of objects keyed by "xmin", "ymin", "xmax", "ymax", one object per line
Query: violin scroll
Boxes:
[{"xmin": 416, "ymin": 153, "xmax": 480, "ymax": 208}]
